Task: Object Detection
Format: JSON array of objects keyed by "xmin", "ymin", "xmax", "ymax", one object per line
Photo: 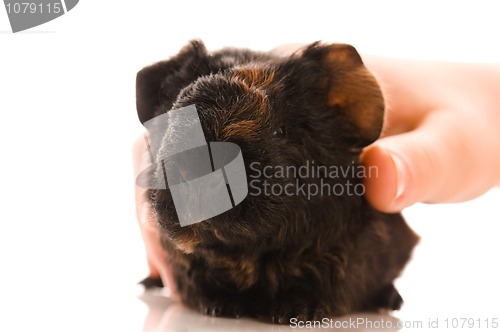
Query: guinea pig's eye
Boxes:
[{"xmin": 273, "ymin": 127, "xmax": 285, "ymax": 136}]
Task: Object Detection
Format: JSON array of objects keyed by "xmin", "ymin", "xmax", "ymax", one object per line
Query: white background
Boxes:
[{"xmin": 1, "ymin": 1, "xmax": 499, "ymax": 331}]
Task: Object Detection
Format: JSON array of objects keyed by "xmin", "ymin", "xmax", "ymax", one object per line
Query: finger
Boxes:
[
  {"xmin": 361, "ymin": 109, "xmax": 492, "ymax": 212},
  {"xmin": 133, "ymin": 134, "xmax": 178, "ymax": 299},
  {"xmin": 137, "ymin": 198, "xmax": 178, "ymax": 300},
  {"xmin": 133, "ymin": 135, "xmax": 162, "ymax": 275}
]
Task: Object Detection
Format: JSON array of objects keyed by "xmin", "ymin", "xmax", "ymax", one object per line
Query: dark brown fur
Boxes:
[{"xmin": 136, "ymin": 41, "xmax": 419, "ymax": 323}]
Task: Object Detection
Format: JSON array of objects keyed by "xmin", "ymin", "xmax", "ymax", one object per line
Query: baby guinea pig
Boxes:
[{"xmin": 135, "ymin": 40, "xmax": 419, "ymax": 323}]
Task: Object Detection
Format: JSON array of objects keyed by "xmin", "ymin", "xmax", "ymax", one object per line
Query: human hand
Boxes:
[
  {"xmin": 361, "ymin": 57, "xmax": 500, "ymax": 212},
  {"xmin": 273, "ymin": 44, "xmax": 500, "ymax": 212}
]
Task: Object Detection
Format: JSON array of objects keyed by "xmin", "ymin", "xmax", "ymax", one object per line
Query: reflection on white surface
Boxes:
[{"xmin": 138, "ymin": 291, "xmax": 402, "ymax": 332}]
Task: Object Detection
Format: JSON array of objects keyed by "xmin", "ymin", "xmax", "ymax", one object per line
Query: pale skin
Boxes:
[
  {"xmin": 361, "ymin": 56, "xmax": 500, "ymax": 212},
  {"xmin": 134, "ymin": 50, "xmax": 500, "ymax": 296},
  {"xmin": 133, "ymin": 135, "xmax": 178, "ymax": 299}
]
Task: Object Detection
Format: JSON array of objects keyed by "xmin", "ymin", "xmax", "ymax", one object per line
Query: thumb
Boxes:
[{"xmin": 361, "ymin": 110, "xmax": 490, "ymax": 212}]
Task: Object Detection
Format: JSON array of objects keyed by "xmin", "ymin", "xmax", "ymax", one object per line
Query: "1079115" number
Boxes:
[{"xmin": 5, "ymin": 2, "xmax": 62, "ymax": 14}]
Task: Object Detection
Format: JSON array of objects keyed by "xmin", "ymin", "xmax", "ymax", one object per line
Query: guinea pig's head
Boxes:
[{"xmin": 136, "ymin": 41, "xmax": 384, "ymax": 254}]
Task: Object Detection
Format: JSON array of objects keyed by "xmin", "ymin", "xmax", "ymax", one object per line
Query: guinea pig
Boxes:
[{"xmin": 135, "ymin": 40, "xmax": 419, "ymax": 323}]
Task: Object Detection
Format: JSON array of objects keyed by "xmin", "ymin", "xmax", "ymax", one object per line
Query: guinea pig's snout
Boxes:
[{"xmin": 152, "ymin": 105, "xmax": 248, "ymax": 228}]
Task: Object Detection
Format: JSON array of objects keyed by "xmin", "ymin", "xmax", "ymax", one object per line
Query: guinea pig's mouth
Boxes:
[{"xmin": 159, "ymin": 211, "xmax": 249, "ymax": 254}]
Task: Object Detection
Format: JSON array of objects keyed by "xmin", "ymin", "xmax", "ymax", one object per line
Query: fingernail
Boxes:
[{"xmin": 391, "ymin": 153, "xmax": 406, "ymax": 204}]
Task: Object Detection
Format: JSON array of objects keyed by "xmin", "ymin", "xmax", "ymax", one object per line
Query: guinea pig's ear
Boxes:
[
  {"xmin": 136, "ymin": 40, "xmax": 210, "ymax": 124},
  {"xmin": 302, "ymin": 43, "xmax": 385, "ymax": 148}
]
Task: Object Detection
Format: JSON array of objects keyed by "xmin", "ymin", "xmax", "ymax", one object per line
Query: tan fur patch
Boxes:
[
  {"xmin": 221, "ymin": 69, "xmax": 271, "ymax": 140},
  {"xmin": 222, "ymin": 120, "xmax": 260, "ymax": 141},
  {"xmin": 231, "ymin": 66, "xmax": 275, "ymax": 89}
]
